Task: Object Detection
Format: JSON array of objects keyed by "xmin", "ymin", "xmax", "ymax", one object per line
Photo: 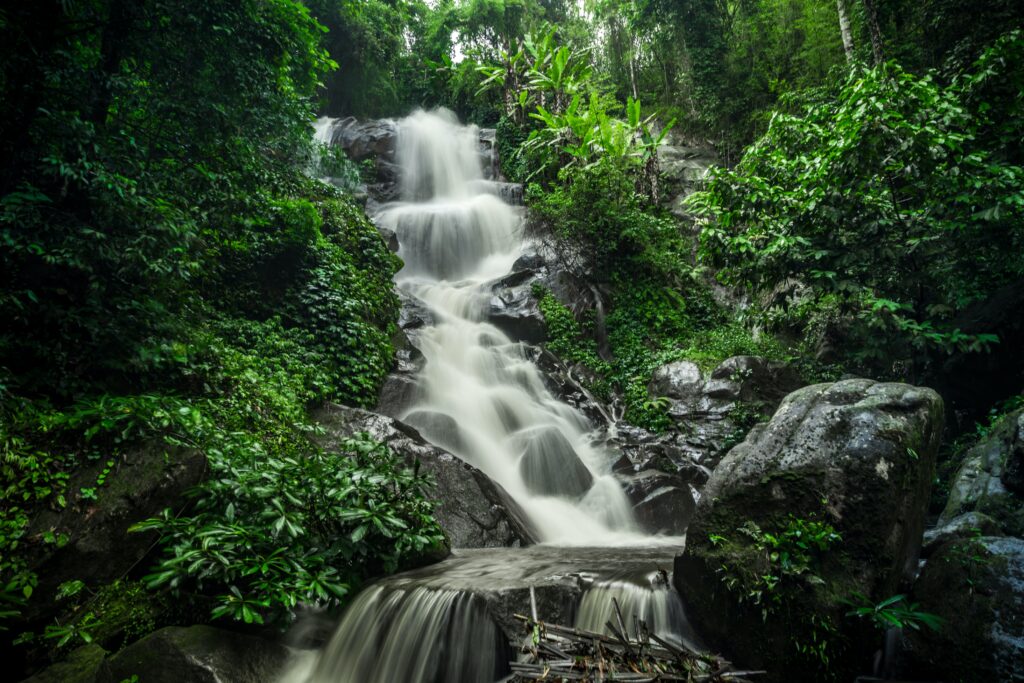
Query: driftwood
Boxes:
[{"xmin": 507, "ymin": 598, "xmax": 766, "ymax": 683}]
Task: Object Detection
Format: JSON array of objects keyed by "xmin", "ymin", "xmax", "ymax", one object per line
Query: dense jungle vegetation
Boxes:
[{"xmin": 1, "ymin": 0, "xmax": 1022, "ymax": 678}]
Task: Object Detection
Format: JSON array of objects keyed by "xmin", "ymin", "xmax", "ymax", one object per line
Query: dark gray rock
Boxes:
[
  {"xmin": 610, "ymin": 425, "xmax": 712, "ymax": 488},
  {"xmin": 402, "ymin": 409, "xmax": 466, "ymax": 455},
  {"xmin": 675, "ymin": 379, "xmax": 944, "ymax": 678},
  {"xmin": 20, "ymin": 644, "xmax": 107, "ymax": 683},
  {"xmin": 940, "ymin": 407, "xmax": 1024, "ymax": 536},
  {"xmin": 1001, "ymin": 410, "xmax": 1024, "ymax": 496},
  {"xmin": 908, "ymin": 536, "xmax": 1024, "ymax": 682},
  {"xmin": 488, "ymin": 286, "xmax": 546, "ymax": 345},
  {"xmin": 314, "ymin": 404, "xmax": 535, "ymax": 548},
  {"xmin": 514, "ymin": 426, "xmax": 594, "ymax": 499},
  {"xmin": 24, "ymin": 444, "xmax": 206, "ymax": 625},
  {"xmin": 708, "ymin": 355, "xmax": 802, "ymax": 404},
  {"xmin": 329, "ymin": 118, "xmax": 397, "ymax": 161},
  {"xmin": 656, "ymin": 142, "xmax": 717, "ymax": 219},
  {"xmin": 622, "ymin": 470, "xmax": 695, "ymax": 535},
  {"xmin": 633, "ymin": 486, "xmax": 696, "ymax": 536},
  {"xmin": 648, "ymin": 361, "xmax": 703, "ymax": 401},
  {"xmin": 374, "ymin": 346, "xmax": 423, "ymax": 418},
  {"xmin": 646, "ymin": 355, "xmax": 803, "ymax": 468},
  {"xmin": 533, "ymin": 348, "xmax": 611, "ymax": 427},
  {"xmin": 922, "ymin": 511, "xmax": 1002, "ymax": 557},
  {"xmin": 97, "ymin": 626, "xmax": 289, "ymax": 683}
]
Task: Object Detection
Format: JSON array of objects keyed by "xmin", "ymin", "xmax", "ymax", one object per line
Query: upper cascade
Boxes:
[{"xmin": 397, "ymin": 109, "xmax": 486, "ymax": 201}]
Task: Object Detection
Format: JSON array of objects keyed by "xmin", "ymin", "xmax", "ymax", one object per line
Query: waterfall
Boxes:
[
  {"xmin": 376, "ymin": 108, "xmax": 638, "ymax": 544},
  {"xmin": 281, "ymin": 585, "xmax": 507, "ymax": 683},
  {"xmin": 575, "ymin": 573, "xmax": 703, "ymax": 652},
  {"xmin": 285, "ymin": 109, "xmax": 689, "ymax": 683}
]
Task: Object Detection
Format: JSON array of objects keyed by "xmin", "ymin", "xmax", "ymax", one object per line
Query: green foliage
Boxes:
[
  {"xmin": 718, "ymin": 516, "xmax": 842, "ymax": 613},
  {"xmin": 843, "ymin": 592, "xmax": 943, "ymax": 632},
  {"xmin": 710, "ymin": 514, "xmax": 845, "ymax": 669},
  {"xmin": 0, "ymin": 0, "xmax": 409, "ymax": 646},
  {"xmin": 528, "ymin": 157, "xmax": 677, "ymax": 275},
  {"xmin": 132, "ymin": 434, "xmax": 445, "ymax": 627},
  {"xmin": 692, "ymin": 35, "xmax": 1024, "ymax": 373}
]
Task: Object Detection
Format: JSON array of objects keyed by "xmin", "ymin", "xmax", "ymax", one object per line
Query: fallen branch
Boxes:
[{"xmin": 509, "ymin": 611, "xmax": 766, "ymax": 683}]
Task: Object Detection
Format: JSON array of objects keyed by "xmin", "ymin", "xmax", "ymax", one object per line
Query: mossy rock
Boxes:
[
  {"xmin": 675, "ymin": 379, "xmax": 944, "ymax": 681},
  {"xmin": 906, "ymin": 536, "xmax": 1024, "ymax": 681},
  {"xmin": 20, "ymin": 644, "xmax": 107, "ymax": 683},
  {"xmin": 97, "ymin": 625, "xmax": 290, "ymax": 683}
]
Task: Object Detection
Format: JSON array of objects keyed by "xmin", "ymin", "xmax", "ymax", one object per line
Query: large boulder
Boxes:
[
  {"xmin": 20, "ymin": 627, "xmax": 289, "ymax": 683},
  {"xmin": 374, "ymin": 347, "xmax": 422, "ymax": 418},
  {"xmin": 657, "ymin": 142, "xmax": 718, "ymax": 219},
  {"xmin": 514, "ymin": 426, "xmax": 594, "ymax": 499},
  {"xmin": 313, "ymin": 404, "xmax": 535, "ymax": 548},
  {"xmin": 622, "ymin": 470, "xmax": 696, "ymax": 535},
  {"xmin": 906, "ymin": 536, "xmax": 1024, "ymax": 682},
  {"xmin": 675, "ymin": 379, "xmax": 944, "ymax": 680},
  {"xmin": 488, "ymin": 278, "xmax": 547, "ymax": 345},
  {"xmin": 921, "ymin": 511, "xmax": 1003, "ymax": 557},
  {"xmin": 98, "ymin": 626, "xmax": 290, "ymax": 683},
  {"xmin": 328, "ymin": 117, "xmax": 397, "ymax": 161},
  {"xmin": 24, "ymin": 444, "xmax": 206, "ymax": 625},
  {"xmin": 939, "ymin": 407, "xmax": 1024, "ymax": 536},
  {"xmin": 20, "ymin": 644, "xmax": 107, "ymax": 683},
  {"xmin": 646, "ymin": 355, "xmax": 803, "ymax": 468}
]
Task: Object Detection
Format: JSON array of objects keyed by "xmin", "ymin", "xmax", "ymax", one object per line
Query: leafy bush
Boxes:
[
  {"xmin": 842, "ymin": 593, "xmax": 942, "ymax": 632},
  {"xmin": 132, "ymin": 434, "xmax": 445, "ymax": 626},
  {"xmin": 691, "ymin": 32, "xmax": 1024, "ymax": 372},
  {"xmin": 527, "ymin": 158, "xmax": 681, "ymax": 281}
]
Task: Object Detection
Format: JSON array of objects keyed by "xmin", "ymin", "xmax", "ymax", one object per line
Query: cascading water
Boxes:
[
  {"xmin": 377, "ymin": 109, "xmax": 639, "ymax": 543},
  {"xmin": 575, "ymin": 572, "xmax": 702, "ymax": 652},
  {"xmin": 283, "ymin": 109, "xmax": 691, "ymax": 683}
]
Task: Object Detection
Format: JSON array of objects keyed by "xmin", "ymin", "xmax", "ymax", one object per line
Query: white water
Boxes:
[
  {"xmin": 283, "ymin": 110, "xmax": 691, "ymax": 683},
  {"xmin": 576, "ymin": 574, "xmax": 703, "ymax": 652},
  {"xmin": 376, "ymin": 108, "xmax": 640, "ymax": 544}
]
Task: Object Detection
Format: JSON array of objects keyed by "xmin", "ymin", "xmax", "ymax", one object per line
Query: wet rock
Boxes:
[
  {"xmin": 515, "ymin": 426, "xmax": 594, "ymax": 499},
  {"xmin": 939, "ymin": 407, "xmax": 1024, "ymax": 536},
  {"xmin": 488, "ymin": 286, "xmax": 546, "ymax": 345},
  {"xmin": 314, "ymin": 404, "xmax": 535, "ymax": 548},
  {"xmin": 611, "ymin": 426, "xmax": 712, "ymax": 488},
  {"xmin": 328, "ymin": 117, "xmax": 397, "ymax": 161},
  {"xmin": 922, "ymin": 511, "xmax": 1002, "ymax": 557},
  {"xmin": 647, "ymin": 355, "xmax": 803, "ymax": 468},
  {"xmin": 907, "ymin": 536, "xmax": 1024, "ymax": 682},
  {"xmin": 657, "ymin": 143, "xmax": 717, "ymax": 219},
  {"xmin": 97, "ymin": 626, "xmax": 289, "ymax": 683},
  {"xmin": 402, "ymin": 409, "xmax": 466, "ymax": 455},
  {"xmin": 633, "ymin": 486, "xmax": 696, "ymax": 536},
  {"xmin": 533, "ymin": 348, "xmax": 611, "ymax": 427},
  {"xmin": 648, "ymin": 361, "xmax": 703, "ymax": 401},
  {"xmin": 622, "ymin": 470, "xmax": 695, "ymax": 535},
  {"xmin": 377, "ymin": 225, "xmax": 400, "ymax": 252},
  {"xmin": 675, "ymin": 379, "xmax": 944, "ymax": 678},
  {"xmin": 367, "ymin": 546, "xmax": 680, "ymax": 649},
  {"xmin": 374, "ymin": 346, "xmax": 423, "ymax": 418},
  {"xmin": 24, "ymin": 444, "xmax": 206, "ymax": 626}
]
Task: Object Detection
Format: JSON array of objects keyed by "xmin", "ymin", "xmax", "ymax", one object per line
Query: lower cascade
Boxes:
[{"xmin": 291, "ymin": 110, "xmax": 689, "ymax": 682}]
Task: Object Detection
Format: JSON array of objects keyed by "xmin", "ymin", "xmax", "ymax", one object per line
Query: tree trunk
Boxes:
[
  {"xmin": 836, "ymin": 0, "xmax": 854, "ymax": 61},
  {"xmin": 861, "ymin": 0, "xmax": 885, "ymax": 65}
]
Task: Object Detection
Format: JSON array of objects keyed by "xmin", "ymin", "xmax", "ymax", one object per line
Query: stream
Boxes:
[{"xmin": 287, "ymin": 109, "xmax": 695, "ymax": 682}]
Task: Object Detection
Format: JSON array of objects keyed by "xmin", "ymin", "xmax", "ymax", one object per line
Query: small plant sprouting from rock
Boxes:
[
  {"xmin": 842, "ymin": 593, "xmax": 943, "ymax": 632},
  {"xmin": 716, "ymin": 516, "xmax": 842, "ymax": 614}
]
